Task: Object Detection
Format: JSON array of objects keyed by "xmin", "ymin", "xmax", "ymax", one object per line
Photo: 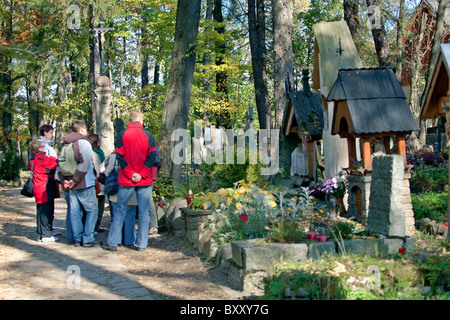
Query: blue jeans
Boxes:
[
  {"xmin": 64, "ymin": 191, "xmax": 74, "ymax": 243},
  {"xmin": 110, "ymin": 201, "xmax": 136, "ymax": 245},
  {"xmin": 69, "ymin": 187, "xmax": 98, "ymax": 243},
  {"xmin": 107, "ymin": 185, "xmax": 152, "ymax": 249}
]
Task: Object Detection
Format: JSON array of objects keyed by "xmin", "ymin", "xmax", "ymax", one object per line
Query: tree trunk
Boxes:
[
  {"xmin": 151, "ymin": 55, "xmax": 161, "ymax": 110},
  {"xmin": 201, "ymin": 0, "xmax": 214, "ymax": 124},
  {"xmin": 1, "ymin": 0, "xmax": 13, "ymax": 145},
  {"xmin": 343, "ymin": 0, "xmax": 361, "ymax": 49},
  {"xmin": 141, "ymin": 5, "xmax": 150, "ymax": 91},
  {"xmin": 89, "ymin": 4, "xmax": 100, "ymax": 133},
  {"xmin": 141, "ymin": 55, "xmax": 149, "ymax": 89},
  {"xmin": 366, "ymin": 0, "xmax": 392, "ymax": 67},
  {"xmin": 409, "ymin": 12, "xmax": 428, "ymax": 144},
  {"xmin": 248, "ymin": 0, "xmax": 271, "ymax": 131},
  {"xmin": 214, "ymin": 0, "xmax": 230, "ymax": 128},
  {"xmin": 272, "ymin": 0, "xmax": 294, "ymax": 175},
  {"xmin": 120, "ymin": 37, "xmax": 126, "ymax": 95},
  {"xmin": 158, "ymin": 0, "xmax": 201, "ymax": 188},
  {"xmin": 395, "ymin": 0, "xmax": 405, "ymax": 81},
  {"xmin": 55, "ymin": 57, "xmax": 67, "ymax": 147},
  {"xmin": 272, "ymin": 0, "xmax": 294, "ymax": 130}
]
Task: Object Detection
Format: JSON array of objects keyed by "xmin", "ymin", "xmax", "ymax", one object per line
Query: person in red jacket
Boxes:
[
  {"xmin": 105, "ymin": 111, "xmax": 160, "ymax": 252},
  {"xmin": 29, "ymin": 140, "xmax": 60, "ymax": 242}
]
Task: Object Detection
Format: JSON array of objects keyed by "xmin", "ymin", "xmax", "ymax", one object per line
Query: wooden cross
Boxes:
[{"xmin": 91, "ymin": 18, "xmax": 115, "ymax": 76}]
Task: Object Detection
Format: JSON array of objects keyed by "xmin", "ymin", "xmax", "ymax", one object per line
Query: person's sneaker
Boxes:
[
  {"xmin": 104, "ymin": 245, "xmax": 117, "ymax": 252},
  {"xmin": 137, "ymin": 247, "xmax": 146, "ymax": 252},
  {"xmin": 149, "ymin": 227, "xmax": 158, "ymax": 235},
  {"xmin": 40, "ymin": 236, "xmax": 59, "ymax": 243},
  {"xmin": 83, "ymin": 241, "xmax": 100, "ymax": 248},
  {"xmin": 74, "ymin": 240, "xmax": 81, "ymax": 247},
  {"xmin": 52, "ymin": 230, "xmax": 61, "ymax": 236}
]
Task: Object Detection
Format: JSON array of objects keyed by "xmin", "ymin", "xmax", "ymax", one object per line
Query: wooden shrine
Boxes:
[
  {"xmin": 283, "ymin": 70, "xmax": 324, "ymax": 182},
  {"xmin": 312, "ymin": 21, "xmax": 364, "ymax": 179},
  {"xmin": 327, "ymin": 67, "xmax": 418, "ymax": 225},
  {"xmin": 420, "ymin": 43, "xmax": 450, "ymax": 241},
  {"xmin": 327, "ymin": 67, "xmax": 418, "ymax": 171}
]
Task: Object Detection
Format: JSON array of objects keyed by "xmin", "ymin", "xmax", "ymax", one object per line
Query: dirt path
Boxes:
[{"xmin": 0, "ymin": 187, "xmax": 249, "ymax": 300}]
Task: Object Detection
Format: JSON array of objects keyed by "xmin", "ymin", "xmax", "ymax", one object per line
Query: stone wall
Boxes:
[{"xmin": 222, "ymin": 237, "xmax": 416, "ymax": 295}]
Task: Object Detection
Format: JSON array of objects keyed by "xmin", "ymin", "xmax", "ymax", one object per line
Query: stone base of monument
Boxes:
[
  {"xmin": 347, "ymin": 174, "xmax": 372, "ymax": 226},
  {"xmin": 220, "ymin": 236, "xmax": 416, "ymax": 294}
]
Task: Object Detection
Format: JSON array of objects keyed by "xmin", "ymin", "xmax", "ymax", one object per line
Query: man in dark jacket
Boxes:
[{"xmin": 105, "ymin": 111, "xmax": 160, "ymax": 252}]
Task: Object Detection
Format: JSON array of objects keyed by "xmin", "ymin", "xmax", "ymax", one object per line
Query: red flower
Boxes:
[{"xmin": 240, "ymin": 213, "xmax": 248, "ymax": 222}]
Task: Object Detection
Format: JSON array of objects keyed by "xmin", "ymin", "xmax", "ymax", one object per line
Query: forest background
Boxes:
[{"xmin": 0, "ymin": 0, "xmax": 447, "ymax": 187}]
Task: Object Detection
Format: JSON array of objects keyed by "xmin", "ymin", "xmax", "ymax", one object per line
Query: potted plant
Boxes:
[{"xmin": 321, "ymin": 172, "xmax": 347, "ymax": 214}]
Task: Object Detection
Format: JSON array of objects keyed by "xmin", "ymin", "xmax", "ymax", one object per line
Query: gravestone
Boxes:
[
  {"xmin": 367, "ymin": 154, "xmax": 414, "ymax": 237},
  {"xmin": 291, "ymin": 146, "xmax": 308, "ymax": 176}
]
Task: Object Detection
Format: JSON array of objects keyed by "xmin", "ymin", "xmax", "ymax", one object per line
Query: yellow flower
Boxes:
[
  {"xmin": 267, "ymin": 199, "xmax": 277, "ymax": 208},
  {"xmin": 315, "ymin": 212, "xmax": 319, "ymax": 216},
  {"xmin": 290, "ymin": 197, "xmax": 294, "ymax": 201},
  {"xmin": 319, "ymin": 210, "xmax": 324, "ymax": 213}
]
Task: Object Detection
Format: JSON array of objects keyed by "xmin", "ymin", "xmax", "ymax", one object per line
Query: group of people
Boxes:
[{"xmin": 29, "ymin": 111, "xmax": 160, "ymax": 252}]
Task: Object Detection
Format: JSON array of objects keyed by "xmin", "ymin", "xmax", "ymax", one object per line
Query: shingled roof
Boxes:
[
  {"xmin": 420, "ymin": 43, "xmax": 450, "ymax": 119},
  {"xmin": 283, "ymin": 71, "xmax": 324, "ymax": 139},
  {"xmin": 327, "ymin": 68, "xmax": 419, "ymax": 135},
  {"xmin": 312, "ymin": 21, "xmax": 363, "ymax": 89}
]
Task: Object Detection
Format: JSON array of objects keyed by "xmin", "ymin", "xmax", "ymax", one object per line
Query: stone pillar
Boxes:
[
  {"xmin": 94, "ymin": 75, "xmax": 115, "ymax": 157},
  {"xmin": 367, "ymin": 154, "xmax": 415, "ymax": 237}
]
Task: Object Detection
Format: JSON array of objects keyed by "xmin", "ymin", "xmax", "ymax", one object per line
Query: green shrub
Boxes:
[
  {"xmin": 410, "ymin": 165, "xmax": 448, "ymax": 194},
  {"xmin": 268, "ymin": 217, "xmax": 304, "ymax": 243},
  {"xmin": 330, "ymin": 221, "xmax": 355, "ymax": 241},
  {"xmin": 263, "ymin": 263, "xmax": 349, "ymax": 300},
  {"xmin": 0, "ymin": 147, "xmax": 22, "ymax": 181},
  {"xmin": 411, "ymin": 191, "xmax": 448, "ymax": 222},
  {"xmin": 203, "ymin": 147, "xmax": 265, "ymax": 188},
  {"xmin": 152, "ymin": 172, "xmax": 175, "ymax": 201}
]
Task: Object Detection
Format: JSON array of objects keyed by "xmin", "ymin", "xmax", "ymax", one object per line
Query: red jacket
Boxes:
[
  {"xmin": 30, "ymin": 152, "xmax": 60, "ymax": 204},
  {"xmin": 115, "ymin": 122, "xmax": 159, "ymax": 187}
]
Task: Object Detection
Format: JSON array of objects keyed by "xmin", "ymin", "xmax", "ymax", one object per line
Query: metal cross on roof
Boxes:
[
  {"xmin": 91, "ymin": 18, "xmax": 115, "ymax": 76},
  {"xmin": 336, "ymin": 38, "xmax": 345, "ymax": 68}
]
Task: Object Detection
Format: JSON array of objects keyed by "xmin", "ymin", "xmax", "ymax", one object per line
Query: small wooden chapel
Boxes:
[{"xmin": 326, "ymin": 67, "xmax": 418, "ymax": 225}]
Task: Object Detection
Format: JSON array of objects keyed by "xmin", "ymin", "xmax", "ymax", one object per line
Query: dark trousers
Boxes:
[
  {"xmin": 95, "ymin": 195, "xmax": 106, "ymax": 231},
  {"xmin": 36, "ymin": 200, "xmax": 54, "ymax": 239}
]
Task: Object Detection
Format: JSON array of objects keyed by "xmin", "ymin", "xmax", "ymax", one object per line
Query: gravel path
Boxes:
[{"xmin": 0, "ymin": 187, "xmax": 248, "ymax": 300}]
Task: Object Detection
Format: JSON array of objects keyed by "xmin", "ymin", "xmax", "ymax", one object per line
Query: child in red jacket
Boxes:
[{"xmin": 29, "ymin": 140, "xmax": 60, "ymax": 242}]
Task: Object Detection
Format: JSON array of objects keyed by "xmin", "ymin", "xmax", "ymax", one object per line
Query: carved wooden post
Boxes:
[
  {"xmin": 396, "ymin": 134, "xmax": 407, "ymax": 166},
  {"xmin": 95, "ymin": 75, "xmax": 115, "ymax": 157},
  {"xmin": 362, "ymin": 138, "xmax": 372, "ymax": 169}
]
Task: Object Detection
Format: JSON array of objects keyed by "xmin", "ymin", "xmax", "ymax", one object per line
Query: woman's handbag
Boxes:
[
  {"xmin": 20, "ymin": 168, "xmax": 34, "ymax": 198},
  {"xmin": 103, "ymin": 167, "xmax": 119, "ymax": 196}
]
